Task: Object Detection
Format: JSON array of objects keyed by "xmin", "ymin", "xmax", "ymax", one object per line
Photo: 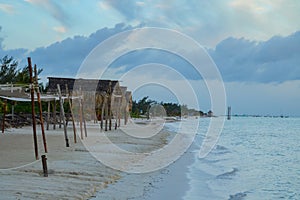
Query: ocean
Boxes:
[{"xmin": 165, "ymin": 117, "xmax": 300, "ymax": 200}]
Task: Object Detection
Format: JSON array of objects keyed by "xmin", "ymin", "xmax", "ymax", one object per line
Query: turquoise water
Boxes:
[{"xmin": 171, "ymin": 117, "xmax": 300, "ymax": 200}]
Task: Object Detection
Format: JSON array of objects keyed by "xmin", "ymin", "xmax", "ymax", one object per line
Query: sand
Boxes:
[{"xmin": 0, "ymin": 120, "xmax": 173, "ymax": 199}]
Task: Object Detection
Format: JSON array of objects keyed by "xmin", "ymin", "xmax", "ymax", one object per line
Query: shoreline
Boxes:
[{"xmin": 93, "ymin": 121, "xmax": 197, "ymax": 200}]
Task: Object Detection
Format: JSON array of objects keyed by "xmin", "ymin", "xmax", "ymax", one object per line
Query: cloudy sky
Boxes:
[{"xmin": 0, "ymin": 0, "xmax": 299, "ymax": 116}]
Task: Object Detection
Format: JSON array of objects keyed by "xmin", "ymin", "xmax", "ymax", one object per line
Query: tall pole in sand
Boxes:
[
  {"xmin": 1, "ymin": 99, "xmax": 7, "ymax": 133},
  {"xmin": 28, "ymin": 57, "xmax": 39, "ymax": 160},
  {"xmin": 34, "ymin": 65, "xmax": 48, "ymax": 153},
  {"xmin": 108, "ymin": 82, "xmax": 112, "ymax": 131},
  {"xmin": 57, "ymin": 84, "xmax": 69, "ymax": 147},
  {"xmin": 65, "ymin": 84, "xmax": 77, "ymax": 143},
  {"xmin": 46, "ymin": 101, "xmax": 50, "ymax": 130}
]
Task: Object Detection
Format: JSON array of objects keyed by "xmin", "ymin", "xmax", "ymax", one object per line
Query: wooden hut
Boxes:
[{"xmin": 47, "ymin": 77, "xmax": 131, "ymax": 129}]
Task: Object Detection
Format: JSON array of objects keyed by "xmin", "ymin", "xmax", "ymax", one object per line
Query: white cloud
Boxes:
[
  {"xmin": 53, "ymin": 26, "xmax": 67, "ymax": 33},
  {"xmin": 102, "ymin": 0, "xmax": 300, "ymax": 47},
  {"xmin": 98, "ymin": 1, "xmax": 111, "ymax": 10},
  {"xmin": 0, "ymin": 3, "xmax": 15, "ymax": 14},
  {"xmin": 24, "ymin": 0, "xmax": 69, "ymax": 27}
]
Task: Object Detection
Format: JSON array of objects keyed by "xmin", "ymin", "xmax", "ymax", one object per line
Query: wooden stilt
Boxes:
[
  {"xmin": 108, "ymin": 101, "xmax": 112, "ymax": 131},
  {"xmin": 11, "ymin": 103, "xmax": 14, "ymax": 121},
  {"xmin": 105, "ymin": 97, "xmax": 108, "ymax": 131},
  {"xmin": 124, "ymin": 107, "xmax": 127, "ymax": 125},
  {"xmin": 100, "ymin": 95, "xmax": 106, "ymax": 130},
  {"xmin": 79, "ymin": 97, "xmax": 84, "ymax": 139},
  {"xmin": 46, "ymin": 101, "xmax": 50, "ymax": 130},
  {"xmin": 53, "ymin": 100, "xmax": 56, "ymax": 130},
  {"xmin": 28, "ymin": 57, "xmax": 39, "ymax": 160},
  {"xmin": 108, "ymin": 82, "xmax": 112, "ymax": 131},
  {"xmin": 59, "ymin": 101, "xmax": 62, "ymax": 129},
  {"xmin": 2, "ymin": 99, "xmax": 7, "ymax": 133},
  {"xmin": 118, "ymin": 97, "xmax": 121, "ymax": 128},
  {"xmin": 81, "ymin": 97, "xmax": 87, "ymax": 137},
  {"xmin": 34, "ymin": 65, "xmax": 47, "ymax": 153},
  {"xmin": 41, "ymin": 155, "xmax": 48, "ymax": 177},
  {"xmin": 66, "ymin": 84, "xmax": 76, "ymax": 143},
  {"xmin": 57, "ymin": 84, "xmax": 69, "ymax": 147}
]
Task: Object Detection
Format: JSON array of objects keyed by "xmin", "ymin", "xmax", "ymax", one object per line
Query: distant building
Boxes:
[{"xmin": 207, "ymin": 110, "xmax": 213, "ymax": 117}]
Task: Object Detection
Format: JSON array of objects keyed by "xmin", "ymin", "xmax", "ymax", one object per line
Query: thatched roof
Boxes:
[{"xmin": 47, "ymin": 77, "xmax": 119, "ymax": 94}]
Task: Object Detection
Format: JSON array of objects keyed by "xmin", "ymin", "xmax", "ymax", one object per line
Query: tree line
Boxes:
[
  {"xmin": 0, "ymin": 55, "xmax": 44, "ymax": 114},
  {"xmin": 131, "ymin": 96, "xmax": 213, "ymax": 118}
]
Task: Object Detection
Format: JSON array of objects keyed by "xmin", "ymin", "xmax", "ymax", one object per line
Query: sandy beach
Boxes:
[{"xmin": 0, "ymin": 120, "xmax": 174, "ymax": 199}]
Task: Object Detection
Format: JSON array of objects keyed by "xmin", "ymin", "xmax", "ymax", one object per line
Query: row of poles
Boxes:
[
  {"xmin": 2, "ymin": 57, "xmax": 127, "ymax": 176},
  {"xmin": 28, "ymin": 57, "xmax": 89, "ymax": 161}
]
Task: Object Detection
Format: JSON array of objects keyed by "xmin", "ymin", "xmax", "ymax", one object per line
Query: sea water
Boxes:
[{"xmin": 167, "ymin": 117, "xmax": 300, "ymax": 200}]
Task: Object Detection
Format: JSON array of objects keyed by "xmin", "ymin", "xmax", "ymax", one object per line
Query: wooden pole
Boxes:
[
  {"xmin": 118, "ymin": 97, "xmax": 121, "ymax": 128},
  {"xmin": 41, "ymin": 155, "xmax": 48, "ymax": 177},
  {"xmin": 28, "ymin": 57, "xmax": 39, "ymax": 160},
  {"xmin": 81, "ymin": 97, "xmax": 87, "ymax": 137},
  {"xmin": 53, "ymin": 100, "xmax": 56, "ymax": 130},
  {"xmin": 34, "ymin": 65, "xmax": 48, "ymax": 153},
  {"xmin": 66, "ymin": 84, "xmax": 76, "ymax": 143},
  {"xmin": 100, "ymin": 95, "xmax": 105, "ymax": 130},
  {"xmin": 227, "ymin": 106, "xmax": 231, "ymax": 120},
  {"xmin": 1, "ymin": 99, "xmax": 7, "ymax": 133},
  {"xmin": 59, "ymin": 101, "xmax": 62, "ymax": 129},
  {"xmin": 79, "ymin": 97, "xmax": 84, "ymax": 139},
  {"xmin": 46, "ymin": 101, "xmax": 50, "ymax": 130},
  {"xmin": 108, "ymin": 82, "xmax": 112, "ymax": 131},
  {"xmin": 57, "ymin": 84, "xmax": 69, "ymax": 147},
  {"xmin": 105, "ymin": 96, "xmax": 108, "ymax": 131},
  {"xmin": 11, "ymin": 103, "xmax": 14, "ymax": 121}
]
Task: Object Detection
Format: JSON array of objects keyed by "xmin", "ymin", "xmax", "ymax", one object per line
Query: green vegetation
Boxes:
[
  {"xmin": 130, "ymin": 96, "xmax": 211, "ymax": 118},
  {"xmin": 0, "ymin": 55, "xmax": 44, "ymax": 114}
]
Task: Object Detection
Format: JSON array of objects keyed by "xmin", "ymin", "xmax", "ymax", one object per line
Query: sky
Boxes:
[{"xmin": 0, "ymin": 0, "xmax": 299, "ymax": 116}]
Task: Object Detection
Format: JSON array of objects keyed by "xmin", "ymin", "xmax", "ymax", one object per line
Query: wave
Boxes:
[
  {"xmin": 215, "ymin": 145, "xmax": 228, "ymax": 151},
  {"xmin": 208, "ymin": 145, "xmax": 231, "ymax": 155},
  {"xmin": 216, "ymin": 167, "xmax": 238, "ymax": 179},
  {"xmin": 228, "ymin": 192, "xmax": 247, "ymax": 200}
]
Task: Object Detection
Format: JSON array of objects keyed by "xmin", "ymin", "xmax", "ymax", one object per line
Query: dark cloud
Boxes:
[
  {"xmin": 1, "ymin": 23, "xmax": 299, "ymax": 84},
  {"xmin": 28, "ymin": 23, "xmax": 136, "ymax": 78},
  {"xmin": 209, "ymin": 31, "xmax": 300, "ymax": 83}
]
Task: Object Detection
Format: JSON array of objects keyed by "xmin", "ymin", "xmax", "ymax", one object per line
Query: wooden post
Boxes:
[
  {"xmin": 66, "ymin": 84, "xmax": 76, "ymax": 143},
  {"xmin": 227, "ymin": 106, "xmax": 231, "ymax": 120},
  {"xmin": 79, "ymin": 97, "xmax": 84, "ymax": 139},
  {"xmin": 41, "ymin": 155, "xmax": 48, "ymax": 177},
  {"xmin": 28, "ymin": 57, "xmax": 38, "ymax": 160},
  {"xmin": 11, "ymin": 103, "xmax": 14, "ymax": 121},
  {"xmin": 124, "ymin": 109, "xmax": 127, "ymax": 125},
  {"xmin": 59, "ymin": 101, "xmax": 62, "ymax": 129},
  {"xmin": 46, "ymin": 101, "xmax": 50, "ymax": 130},
  {"xmin": 108, "ymin": 101, "xmax": 112, "ymax": 130},
  {"xmin": 118, "ymin": 97, "xmax": 121, "ymax": 128},
  {"xmin": 105, "ymin": 97, "xmax": 108, "ymax": 131},
  {"xmin": 57, "ymin": 84, "xmax": 69, "ymax": 147},
  {"xmin": 81, "ymin": 97, "xmax": 87, "ymax": 137},
  {"xmin": 34, "ymin": 65, "xmax": 48, "ymax": 153},
  {"xmin": 2, "ymin": 99, "xmax": 7, "ymax": 133},
  {"xmin": 53, "ymin": 100, "xmax": 56, "ymax": 130},
  {"xmin": 108, "ymin": 82, "xmax": 112, "ymax": 131},
  {"xmin": 100, "ymin": 95, "xmax": 106, "ymax": 130}
]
